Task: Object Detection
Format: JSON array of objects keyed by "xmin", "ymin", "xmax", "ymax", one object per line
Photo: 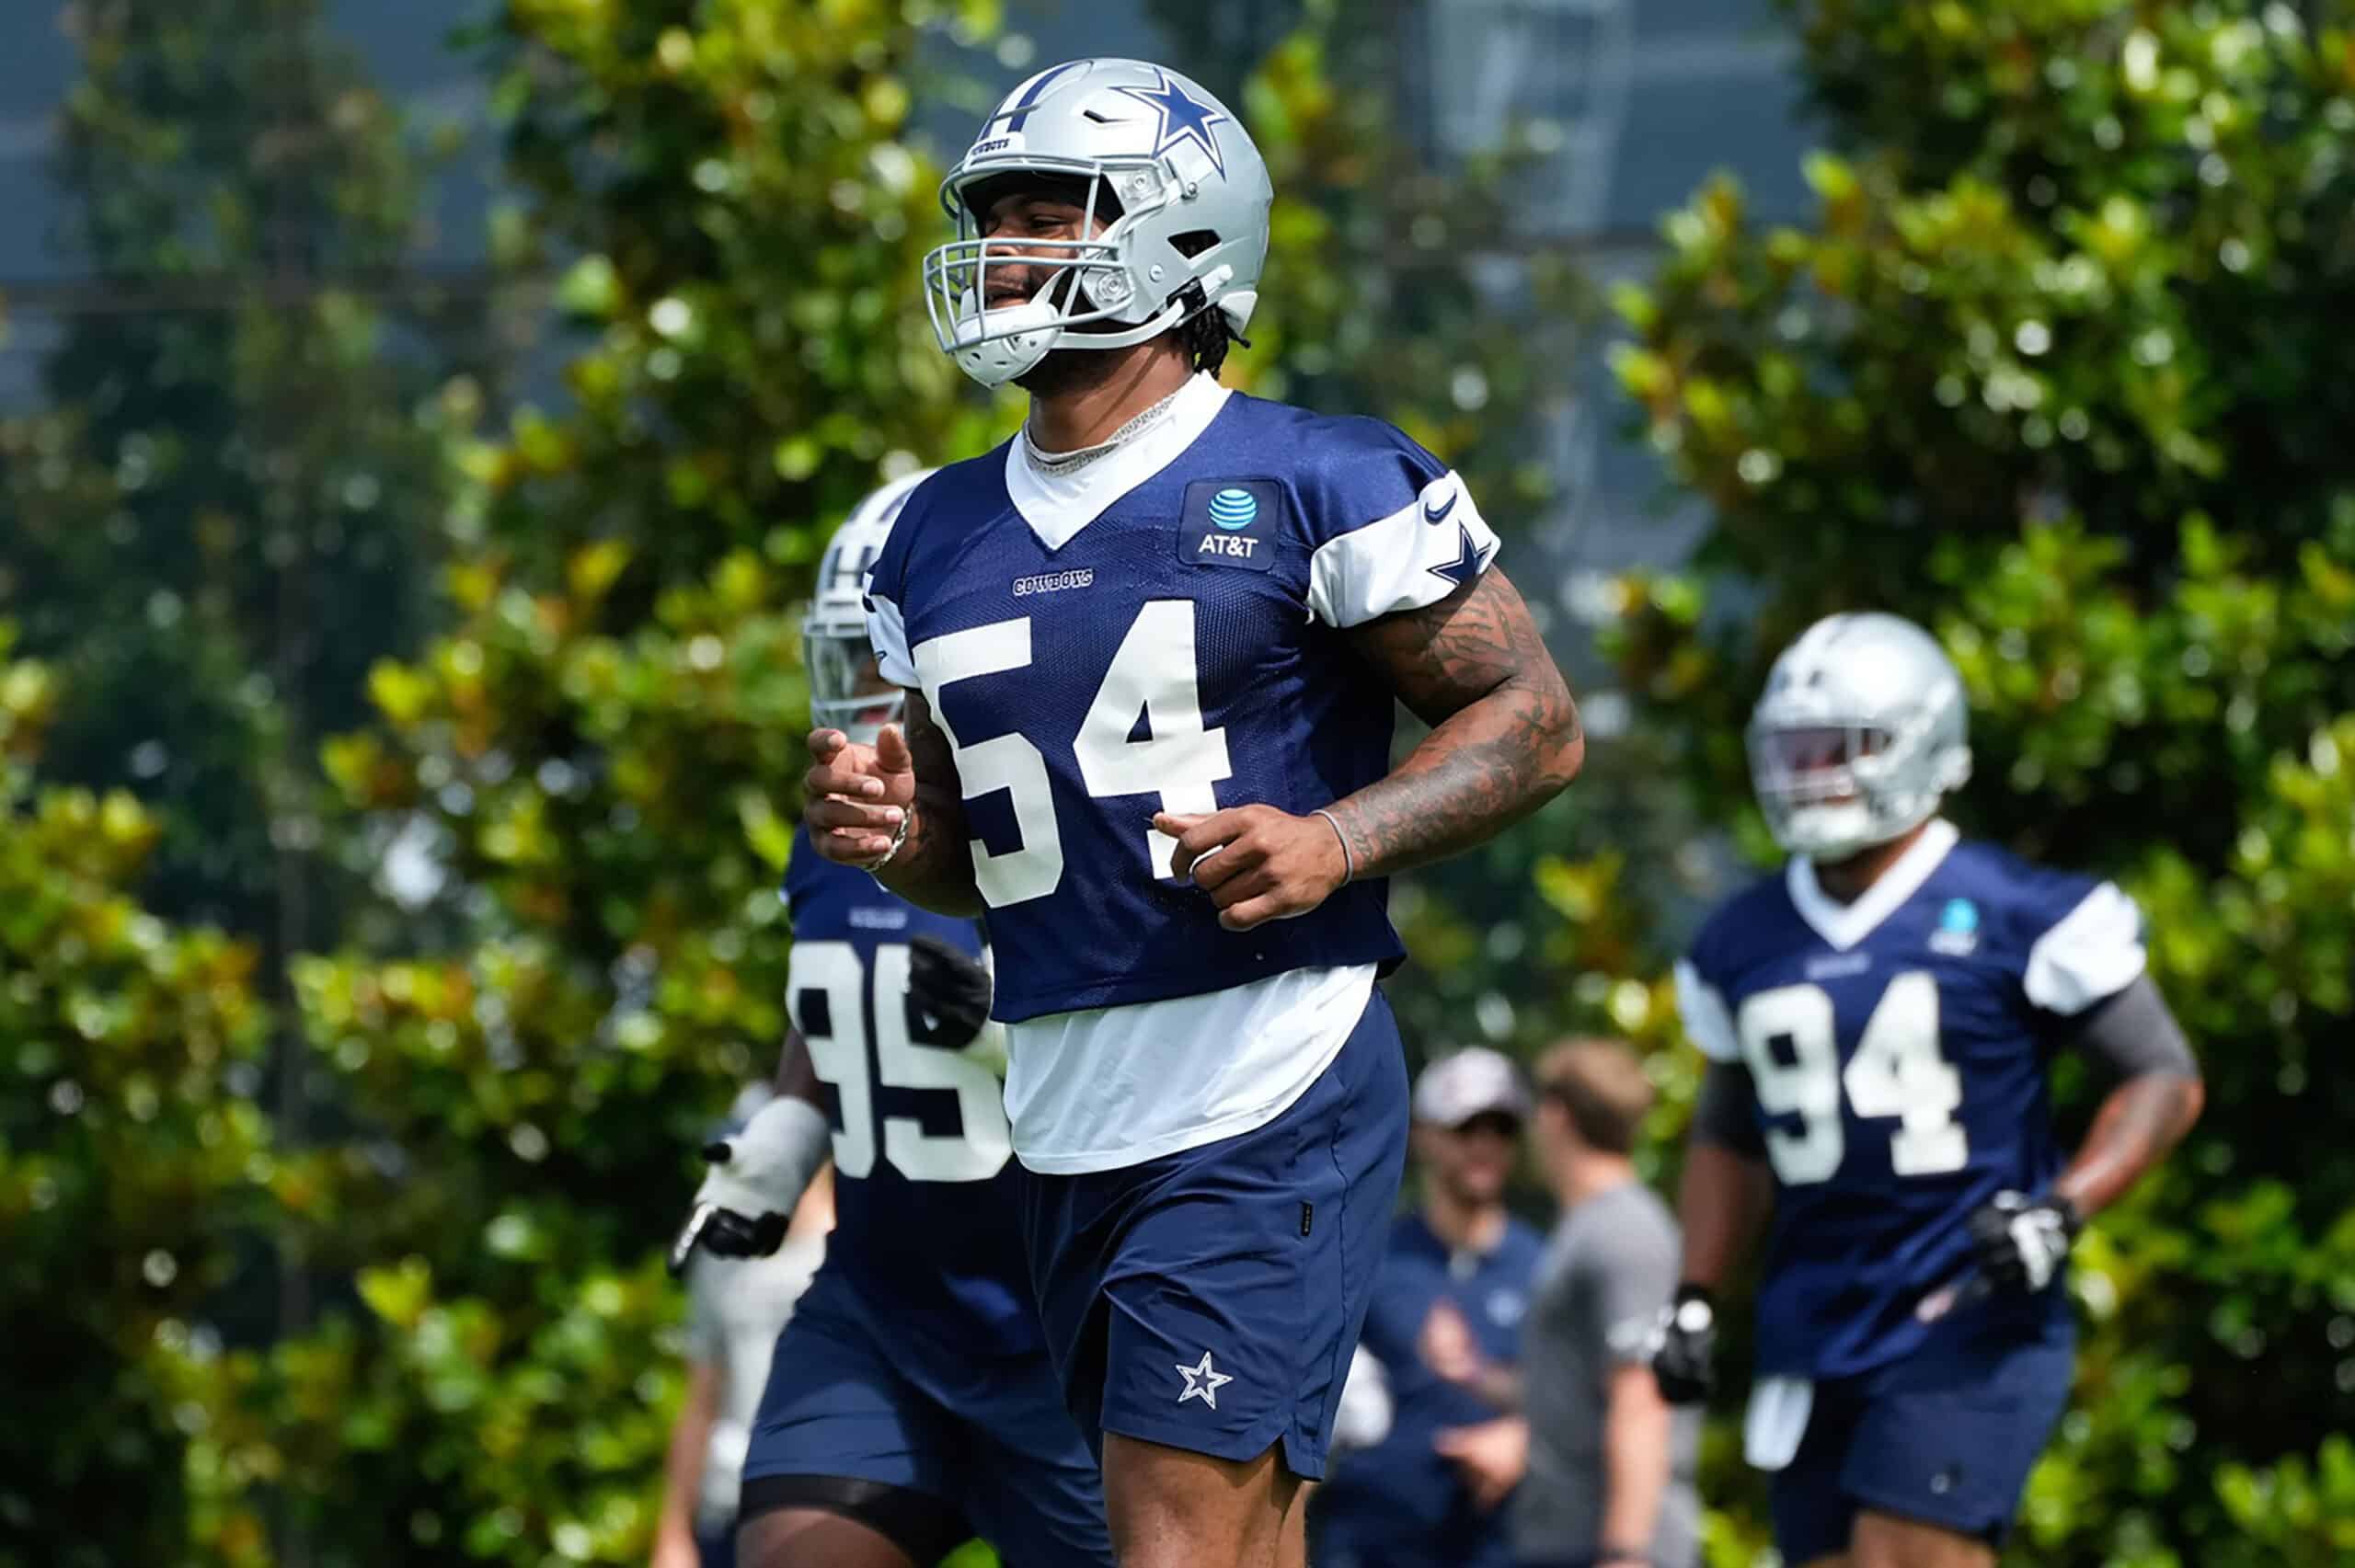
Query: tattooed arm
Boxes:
[
  {"xmin": 1328, "ymin": 568, "xmax": 1583, "ymax": 876},
  {"xmin": 801, "ymin": 691, "xmax": 984, "ymax": 918},
  {"xmin": 1158, "ymin": 568, "xmax": 1582, "ymax": 929}
]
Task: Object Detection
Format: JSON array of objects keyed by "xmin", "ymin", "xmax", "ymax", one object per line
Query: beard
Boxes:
[
  {"xmin": 1013, "ymin": 340, "xmax": 1130, "ymax": 399},
  {"xmin": 1008, "ymin": 269, "xmax": 1145, "ymax": 399}
]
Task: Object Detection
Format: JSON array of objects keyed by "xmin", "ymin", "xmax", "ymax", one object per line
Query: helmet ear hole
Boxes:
[{"xmin": 1169, "ymin": 229, "xmax": 1219, "ymax": 258}]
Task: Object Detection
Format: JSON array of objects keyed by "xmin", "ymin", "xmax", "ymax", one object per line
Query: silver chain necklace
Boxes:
[{"xmin": 1024, "ymin": 383, "xmax": 1187, "ymax": 475}]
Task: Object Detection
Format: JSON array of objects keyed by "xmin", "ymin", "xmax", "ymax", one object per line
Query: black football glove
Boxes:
[
  {"xmin": 906, "ymin": 934, "xmax": 993, "ymax": 1048},
  {"xmin": 1648, "ymin": 1284, "xmax": 1718, "ymax": 1406},
  {"xmin": 665, "ymin": 1096, "xmax": 832, "ymax": 1276},
  {"xmin": 1968, "ymin": 1189, "xmax": 2080, "ymax": 1295}
]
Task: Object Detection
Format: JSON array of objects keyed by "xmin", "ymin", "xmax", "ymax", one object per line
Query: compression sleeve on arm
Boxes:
[
  {"xmin": 1691, "ymin": 1059, "xmax": 1767, "ymax": 1158},
  {"xmin": 2066, "ymin": 973, "xmax": 2198, "ymax": 1079}
]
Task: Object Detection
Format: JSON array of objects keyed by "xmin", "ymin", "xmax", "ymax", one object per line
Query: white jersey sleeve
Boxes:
[
  {"xmin": 1306, "ymin": 468, "xmax": 1500, "ymax": 628},
  {"xmin": 862, "ymin": 573, "xmax": 916, "ymax": 689},
  {"xmin": 2023, "ymin": 879, "xmax": 2146, "ymax": 1015},
  {"xmin": 1673, "ymin": 956, "xmax": 1742, "ymax": 1064}
]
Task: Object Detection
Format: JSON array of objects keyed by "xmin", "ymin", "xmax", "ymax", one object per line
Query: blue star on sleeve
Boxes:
[{"xmin": 1426, "ymin": 521, "xmax": 1497, "ymax": 589}]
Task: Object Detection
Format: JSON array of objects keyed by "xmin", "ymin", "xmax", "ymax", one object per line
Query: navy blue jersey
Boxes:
[
  {"xmin": 1674, "ymin": 820, "xmax": 2145, "ymax": 1380},
  {"xmin": 865, "ymin": 382, "xmax": 1499, "ymax": 1022},
  {"xmin": 782, "ymin": 827, "xmax": 1040, "ymax": 1360},
  {"xmin": 1318, "ymin": 1213, "xmax": 1545, "ymax": 1561}
]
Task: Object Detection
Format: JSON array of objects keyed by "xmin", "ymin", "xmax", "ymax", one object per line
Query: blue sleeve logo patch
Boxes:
[{"xmin": 1180, "ymin": 479, "xmax": 1280, "ymax": 572}]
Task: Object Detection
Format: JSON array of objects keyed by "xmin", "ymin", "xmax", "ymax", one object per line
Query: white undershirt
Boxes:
[{"xmin": 1006, "ymin": 962, "xmax": 1378, "ymax": 1173}]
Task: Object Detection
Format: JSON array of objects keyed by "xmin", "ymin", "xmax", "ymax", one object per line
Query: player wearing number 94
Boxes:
[
  {"xmin": 672, "ymin": 477, "xmax": 1114, "ymax": 1568},
  {"xmin": 805, "ymin": 56, "xmax": 1584, "ymax": 1568},
  {"xmin": 1653, "ymin": 612, "xmax": 2205, "ymax": 1568}
]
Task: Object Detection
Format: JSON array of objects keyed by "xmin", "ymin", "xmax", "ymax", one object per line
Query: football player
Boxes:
[
  {"xmin": 672, "ymin": 475, "xmax": 1113, "ymax": 1568},
  {"xmin": 802, "ymin": 57, "xmax": 1585, "ymax": 1568},
  {"xmin": 1651, "ymin": 612, "xmax": 2205, "ymax": 1568}
]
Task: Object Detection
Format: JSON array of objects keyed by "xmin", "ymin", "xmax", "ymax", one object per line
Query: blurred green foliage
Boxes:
[
  {"xmin": 1612, "ymin": 3, "xmax": 2355, "ymax": 1562},
  {"xmin": 281, "ymin": 5, "xmax": 1005, "ymax": 1558},
  {"xmin": 0, "ymin": 0, "xmax": 476, "ymax": 943},
  {"xmin": 0, "ymin": 634, "xmax": 278, "ymax": 1568}
]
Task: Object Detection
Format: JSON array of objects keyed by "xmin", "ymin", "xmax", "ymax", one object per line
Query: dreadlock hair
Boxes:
[
  {"xmin": 1176, "ymin": 290, "xmax": 1237, "ymax": 379},
  {"xmin": 1168, "ymin": 230, "xmax": 1244, "ymax": 379}
]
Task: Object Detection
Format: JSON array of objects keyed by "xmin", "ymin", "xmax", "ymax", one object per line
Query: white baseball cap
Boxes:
[{"xmin": 1412, "ymin": 1047, "xmax": 1530, "ymax": 1127}]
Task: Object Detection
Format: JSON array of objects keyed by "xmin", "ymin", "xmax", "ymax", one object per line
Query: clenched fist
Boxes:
[{"xmin": 1155, "ymin": 805, "xmax": 1351, "ymax": 932}]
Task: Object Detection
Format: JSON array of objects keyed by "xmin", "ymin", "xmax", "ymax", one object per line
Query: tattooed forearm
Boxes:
[
  {"xmin": 873, "ymin": 691, "xmax": 987, "ymax": 918},
  {"xmin": 1327, "ymin": 568, "xmax": 1584, "ymax": 880},
  {"xmin": 2056, "ymin": 1070, "xmax": 2204, "ymax": 1218}
]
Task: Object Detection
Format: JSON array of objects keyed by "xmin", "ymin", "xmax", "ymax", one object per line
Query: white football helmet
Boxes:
[
  {"xmin": 804, "ymin": 470, "xmax": 935, "ymax": 743},
  {"xmin": 922, "ymin": 58, "xmax": 1273, "ymax": 387},
  {"xmin": 1747, "ymin": 612, "xmax": 1973, "ymax": 861}
]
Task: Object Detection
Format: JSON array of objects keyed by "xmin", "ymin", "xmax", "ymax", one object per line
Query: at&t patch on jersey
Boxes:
[{"xmin": 1179, "ymin": 479, "xmax": 1280, "ymax": 571}]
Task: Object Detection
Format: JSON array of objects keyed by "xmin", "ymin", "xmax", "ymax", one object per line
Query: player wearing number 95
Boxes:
[
  {"xmin": 803, "ymin": 57, "xmax": 1584, "ymax": 1568},
  {"xmin": 672, "ymin": 475, "xmax": 1113, "ymax": 1568},
  {"xmin": 1652, "ymin": 612, "xmax": 2204, "ymax": 1568}
]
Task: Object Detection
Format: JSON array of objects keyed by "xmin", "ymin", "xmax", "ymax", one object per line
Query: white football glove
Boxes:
[
  {"xmin": 1331, "ymin": 1345, "xmax": 1396, "ymax": 1452},
  {"xmin": 666, "ymin": 1095, "xmax": 832, "ymax": 1276}
]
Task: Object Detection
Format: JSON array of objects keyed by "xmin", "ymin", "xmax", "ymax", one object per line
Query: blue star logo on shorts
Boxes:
[
  {"xmin": 1174, "ymin": 1349, "xmax": 1235, "ymax": 1410},
  {"xmin": 1114, "ymin": 69, "xmax": 1229, "ymax": 176}
]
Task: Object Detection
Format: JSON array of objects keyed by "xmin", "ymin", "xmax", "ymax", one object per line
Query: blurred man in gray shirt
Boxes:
[{"xmin": 1420, "ymin": 1040, "xmax": 1699, "ymax": 1567}]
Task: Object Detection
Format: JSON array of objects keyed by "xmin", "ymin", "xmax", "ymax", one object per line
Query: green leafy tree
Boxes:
[
  {"xmin": 260, "ymin": 4, "xmax": 1005, "ymax": 1561},
  {"xmin": 0, "ymin": 635, "xmax": 278, "ymax": 1568},
  {"xmin": 0, "ymin": 0, "xmax": 471, "ymax": 944},
  {"xmin": 0, "ymin": 6, "xmax": 477, "ymax": 1562},
  {"xmin": 1612, "ymin": 4, "xmax": 2355, "ymax": 1562}
]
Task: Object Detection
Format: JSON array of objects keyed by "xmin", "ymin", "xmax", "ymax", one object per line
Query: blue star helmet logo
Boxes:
[{"xmin": 1113, "ymin": 68, "xmax": 1229, "ymax": 177}]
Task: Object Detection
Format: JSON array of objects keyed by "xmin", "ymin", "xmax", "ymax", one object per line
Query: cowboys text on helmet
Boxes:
[{"xmin": 922, "ymin": 59, "xmax": 1274, "ymax": 387}]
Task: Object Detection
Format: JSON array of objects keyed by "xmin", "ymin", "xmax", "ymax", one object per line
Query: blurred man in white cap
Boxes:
[
  {"xmin": 1417, "ymin": 1039, "xmax": 1700, "ymax": 1568},
  {"xmin": 1311, "ymin": 1047, "xmax": 1547, "ymax": 1568}
]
